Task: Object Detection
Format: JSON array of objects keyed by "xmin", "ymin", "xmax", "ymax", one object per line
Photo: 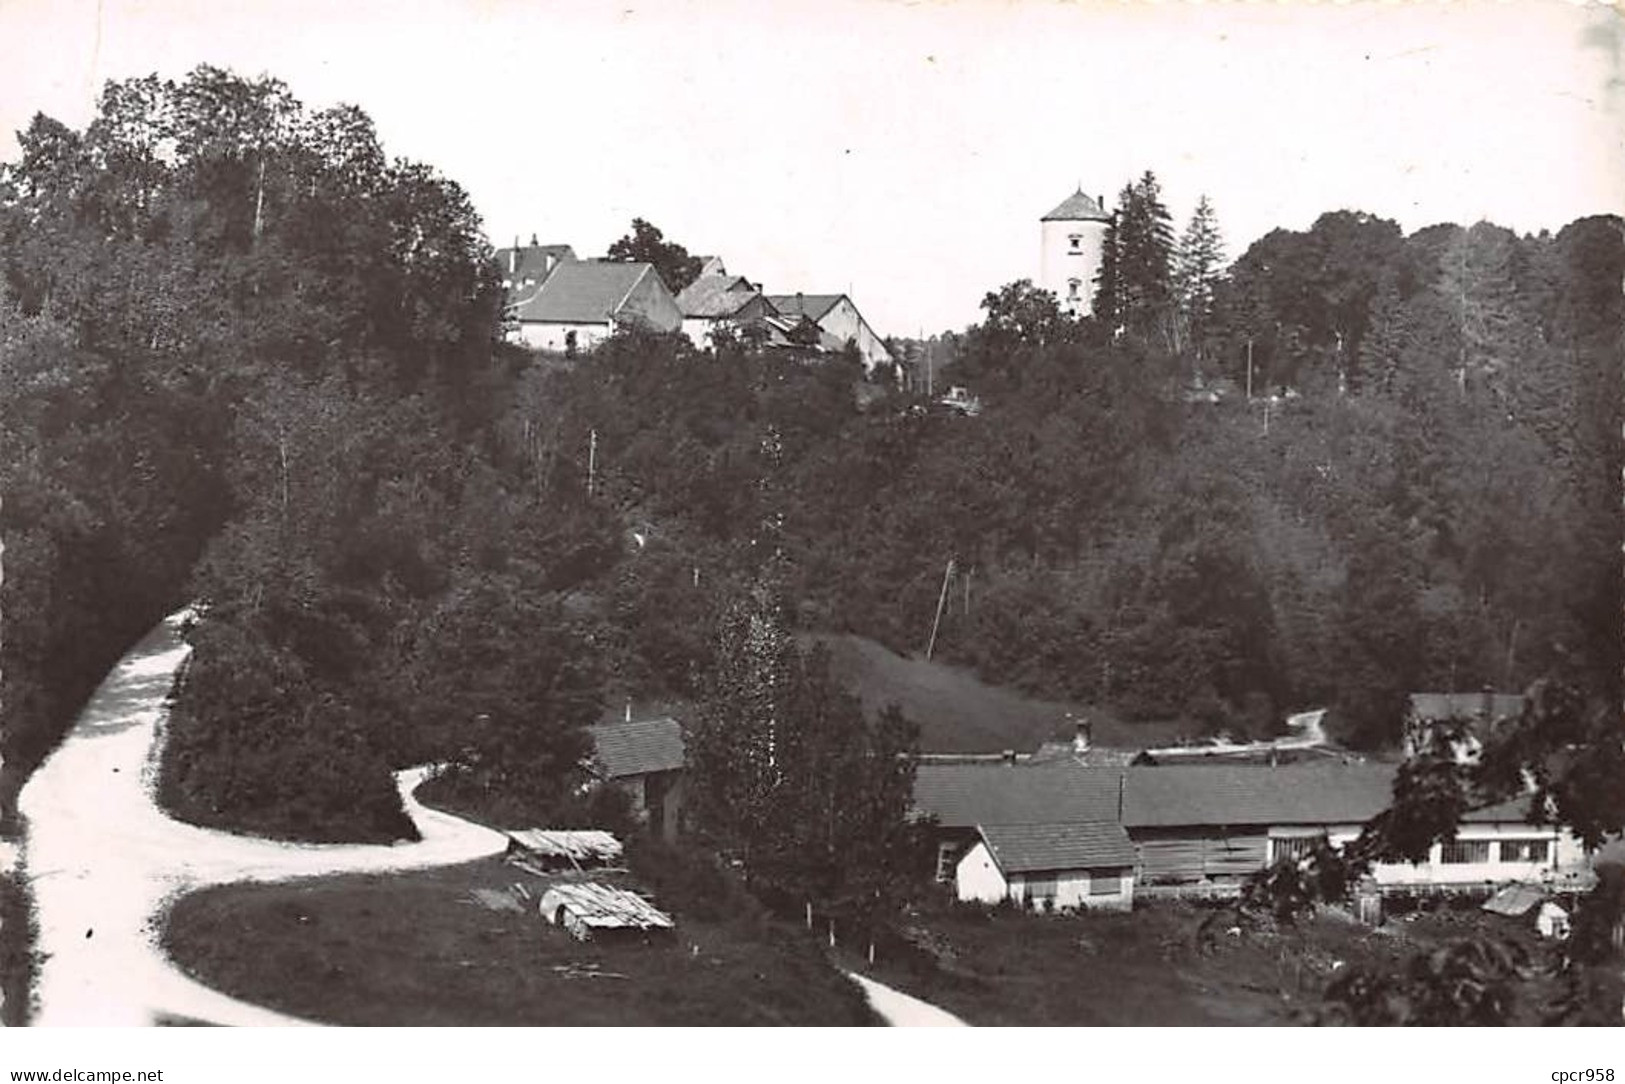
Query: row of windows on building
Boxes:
[
  {"xmin": 1024, "ymin": 873, "xmax": 1121, "ymax": 900},
  {"xmin": 1270, "ymin": 836, "xmax": 1552, "ymax": 865}
]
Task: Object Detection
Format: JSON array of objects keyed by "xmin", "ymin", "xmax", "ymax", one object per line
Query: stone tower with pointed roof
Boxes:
[{"xmin": 1040, "ymin": 187, "xmax": 1111, "ymax": 318}]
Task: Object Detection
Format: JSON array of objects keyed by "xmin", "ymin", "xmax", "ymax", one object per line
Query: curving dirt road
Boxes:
[
  {"xmin": 847, "ymin": 973, "xmax": 968, "ymax": 1027},
  {"xmin": 15, "ymin": 608, "xmax": 967, "ymax": 1027},
  {"xmin": 18, "ymin": 609, "xmax": 508, "ymax": 1026}
]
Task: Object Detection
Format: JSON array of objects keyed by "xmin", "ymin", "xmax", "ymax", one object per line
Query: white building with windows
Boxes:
[{"xmin": 1039, "ymin": 187, "xmax": 1112, "ymax": 318}]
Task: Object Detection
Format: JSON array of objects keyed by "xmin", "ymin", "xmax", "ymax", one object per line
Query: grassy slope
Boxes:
[
  {"xmin": 163, "ymin": 859, "xmax": 875, "ymax": 1026},
  {"xmin": 863, "ymin": 899, "xmax": 1611, "ymax": 1026},
  {"xmin": 809, "ymin": 632, "xmax": 1189, "ymax": 754}
]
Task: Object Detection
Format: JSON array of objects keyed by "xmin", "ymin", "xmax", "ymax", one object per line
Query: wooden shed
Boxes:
[{"xmin": 1120, "ymin": 764, "xmax": 1395, "ymax": 886}]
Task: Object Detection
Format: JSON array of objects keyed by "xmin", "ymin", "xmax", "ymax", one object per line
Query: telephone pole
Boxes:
[
  {"xmin": 587, "ymin": 428, "xmax": 598, "ymax": 497},
  {"xmin": 926, "ymin": 557, "xmax": 955, "ymax": 661}
]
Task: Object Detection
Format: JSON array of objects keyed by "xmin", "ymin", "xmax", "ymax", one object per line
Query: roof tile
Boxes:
[
  {"xmin": 590, "ymin": 718, "xmax": 685, "ymax": 779},
  {"xmin": 979, "ymin": 821, "xmax": 1135, "ymax": 873}
]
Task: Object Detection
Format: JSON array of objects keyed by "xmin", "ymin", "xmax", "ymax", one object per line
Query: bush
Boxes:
[{"xmin": 625, "ymin": 836, "xmax": 764, "ymax": 925}]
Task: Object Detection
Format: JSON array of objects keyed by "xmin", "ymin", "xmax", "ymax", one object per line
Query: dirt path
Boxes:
[
  {"xmin": 847, "ymin": 972, "xmax": 968, "ymax": 1027},
  {"xmin": 16, "ymin": 609, "xmax": 971, "ymax": 1028},
  {"xmin": 18, "ymin": 609, "xmax": 508, "ymax": 1026}
]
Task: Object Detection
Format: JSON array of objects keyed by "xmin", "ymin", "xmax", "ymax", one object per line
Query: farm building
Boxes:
[
  {"xmin": 675, "ymin": 271, "xmax": 776, "ymax": 349},
  {"xmin": 956, "ymin": 822, "xmax": 1135, "ymax": 911},
  {"xmin": 1120, "ymin": 763, "xmax": 1395, "ymax": 884},
  {"xmin": 765, "ymin": 292, "xmax": 894, "ymax": 374},
  {"xmin": 588, "ymin": 717, "xmax": 686, "ymax": 842},
  {"xmin": 911, "ymin": 762, "xmax": 1122, "ymax": 882},
  {"xmin": 914, "ymin": 760, "xmax": 1595, "ymax": 900},
  {"xmin": 507, "ymin": 260, "xmax": 682, "ymax": 353},
  {"xmin": 1366, "ymin": 793, "xmax": 1591, "ymax": 892},
  {"xmin": 1121, "ymin": 763, "xmax": 1591, "ymax": 894},
  {"xmin": 494, "ymin": 238, "xmax": 577, "ymax": 290}
]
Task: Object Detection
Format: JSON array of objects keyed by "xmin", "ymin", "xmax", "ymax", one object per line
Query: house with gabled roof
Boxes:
[
  {"xmin": 588, "ymin": 717, "xmax": 686, "ymax": 841},
  {"xmin": 956, "ymin": 822, "xmax": 1136, "ymax": 911},
  {"xmin": 508, "ymin": 260, "xmax": 683, "ymax": 353},
  {"xmin": 675, "ymin": 272, "xmax": 776, "ymax": 349},
  {"xmin": 913, "ymin": 759, "xmax": 1593, "ymax": 903},
  {"xmin": 495, "ymin": 238, "xmax": 578, "ymax": 291},
  {"xmin": 765, "ymin": 292, "xmax": 894, "ymax": 373}
]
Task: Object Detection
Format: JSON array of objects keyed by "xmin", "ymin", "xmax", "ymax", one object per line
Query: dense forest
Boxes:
[{"xmin": 1, "ymin": 69, "xmax": 1620, "ymax": 850}]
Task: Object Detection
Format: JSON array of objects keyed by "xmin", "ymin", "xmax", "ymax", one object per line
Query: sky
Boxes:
[{"xmin": 0, "ymin": 0, "xmax": 1620, "ymax": 335}]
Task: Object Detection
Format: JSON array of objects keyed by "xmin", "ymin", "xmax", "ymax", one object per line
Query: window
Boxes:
[
  {"xmin": 1440, "ymin": 839, "xmax": 1492, "ymax": 864},
  {"xmin": 1026, "ymin": 875, "xmax": 1057, "ymax": 907},
  {"xmin": 1499, "ymin": 838, "xmax": 1550, "ymax": 864},
  {"xmin": 1068, "ymin": 234, "xmax": 1082, "ymax": 252},
  {"xmin": 1067, "ymin": 278, "xmax": 1082, "ymax": 300},
  {"xmin": 935, "ymin": 843, "xmax": 959, "ymax": 883},
  {"xmin": 1270, "ymin": 835, "xmax": 1325, "ymax": 865},
  {"xmin": 1088, "ymin": 870, "xmax": 1120, "ymax": 896}
]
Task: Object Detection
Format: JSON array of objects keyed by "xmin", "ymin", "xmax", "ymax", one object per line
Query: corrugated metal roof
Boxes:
[
  {"xmin": 1120, "ymin": 764, "xmax": 1397, "ymax": 828},
  {"xmin": 590, "ymin": 717, "xmax": 685, "ymax": 779},
  {"xmin": 512, "ymin": 261, "xmax": 651, "ymax": 324},
  {"xmin": 979, "ymin": 821, "xmax": 1135, "ymax": 873},
  {"xmin": 1482, "ymin": 883, "xmax": 1544, "ymax": 916},
  {"xmin": 1041, "ymin": 189, "xmax": 1111, "ymax": 222},
  {"xmin": 912, "ymin": 764, "xmax": 1121, "ymax": 828}
]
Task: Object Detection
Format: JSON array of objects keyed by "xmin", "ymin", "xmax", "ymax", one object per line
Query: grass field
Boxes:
[
  {"xmin": 809, "ymin": 632, "xmax": 1189, "ymax": 754},
  {"xmin": 163, "ymin": 858, "xmax": 877, "ymax": 1026},
  {"xmin": 858, "ymin": 897, "xmax": 1607, "ymax": 1026}
]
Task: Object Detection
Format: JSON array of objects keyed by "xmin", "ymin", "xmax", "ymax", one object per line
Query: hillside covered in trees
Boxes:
[{"xmin": 2, "ymin": 68, "xmax": 1620, "ymax": 849}]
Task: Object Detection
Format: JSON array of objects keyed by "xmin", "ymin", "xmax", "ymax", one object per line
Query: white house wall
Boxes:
[
  {"xmin": 817, "ymin": 298, "xmax": 892, "ymax": 372},
  {"xmin": 955, "ymin": 842, "xmax": 1009, "ymax": 904},
  {"xmin": 1300, "ymin": 823, "xmax": 1589, "ymax": 888},
  {"xmin": 515, "ymin": 320, "xmax": 612, "ymax": 353},
  {"xmin": 955, "ymin": 843, "xmax": 1133, "ymax": 911},
  {"xmin": 681, "ymin": 317, "xmax": 715, "ymax": 349}
]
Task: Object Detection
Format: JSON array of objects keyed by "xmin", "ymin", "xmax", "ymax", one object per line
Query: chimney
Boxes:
[
  {"xmin": 530, "ymin": 233, "xmax": 539, "ymax": 246},
  {"xmin": 1480, "ymin": 685, "xmax": 1494, "ymax": 720},
  {"xmin": 1002, "ymin": 749, "xmax": 1017, "ymax": 765},
  {"xmin": 509, "ymin": 236, "xmax": 518, "ymax": 277},
  {"xmin": 625, "ymin": 699, "xmax": 632, "ymax": 723}
]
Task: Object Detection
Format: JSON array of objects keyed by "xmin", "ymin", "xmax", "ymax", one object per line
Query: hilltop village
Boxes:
[{"xmin": 3, "ymin": 64, "xmax": 1620, "ymax": 1028}]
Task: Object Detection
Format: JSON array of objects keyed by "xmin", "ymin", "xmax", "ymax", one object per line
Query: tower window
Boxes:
[
  {"xmin": 1068, "ymin": 234, "xmax": 1082, "ymax": 252},
  {"xmin": 1067, "ymin": 278, "xmax": 1081, "ymax": 300}
]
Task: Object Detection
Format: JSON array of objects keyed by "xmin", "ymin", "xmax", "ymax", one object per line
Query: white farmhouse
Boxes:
[
  {"xmin": 765, "ymin": 292, "xmax": 893, "ymax": 374},
  {"xmin": 957, "ymin": 822, "xmax": 1136, "ymax": 912},
  {"xmin": 507, "ymin": 260, "xmax": 683, "ymax": 353}
]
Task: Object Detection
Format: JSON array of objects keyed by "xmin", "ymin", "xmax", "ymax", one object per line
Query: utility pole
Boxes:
[
  {"xmin": 926, "ymin": 557, "xmax": 955, "ymax": 661},
  {"xmin": 587, "ymin": 428, "xmax": 598, "ymax": 497}
]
